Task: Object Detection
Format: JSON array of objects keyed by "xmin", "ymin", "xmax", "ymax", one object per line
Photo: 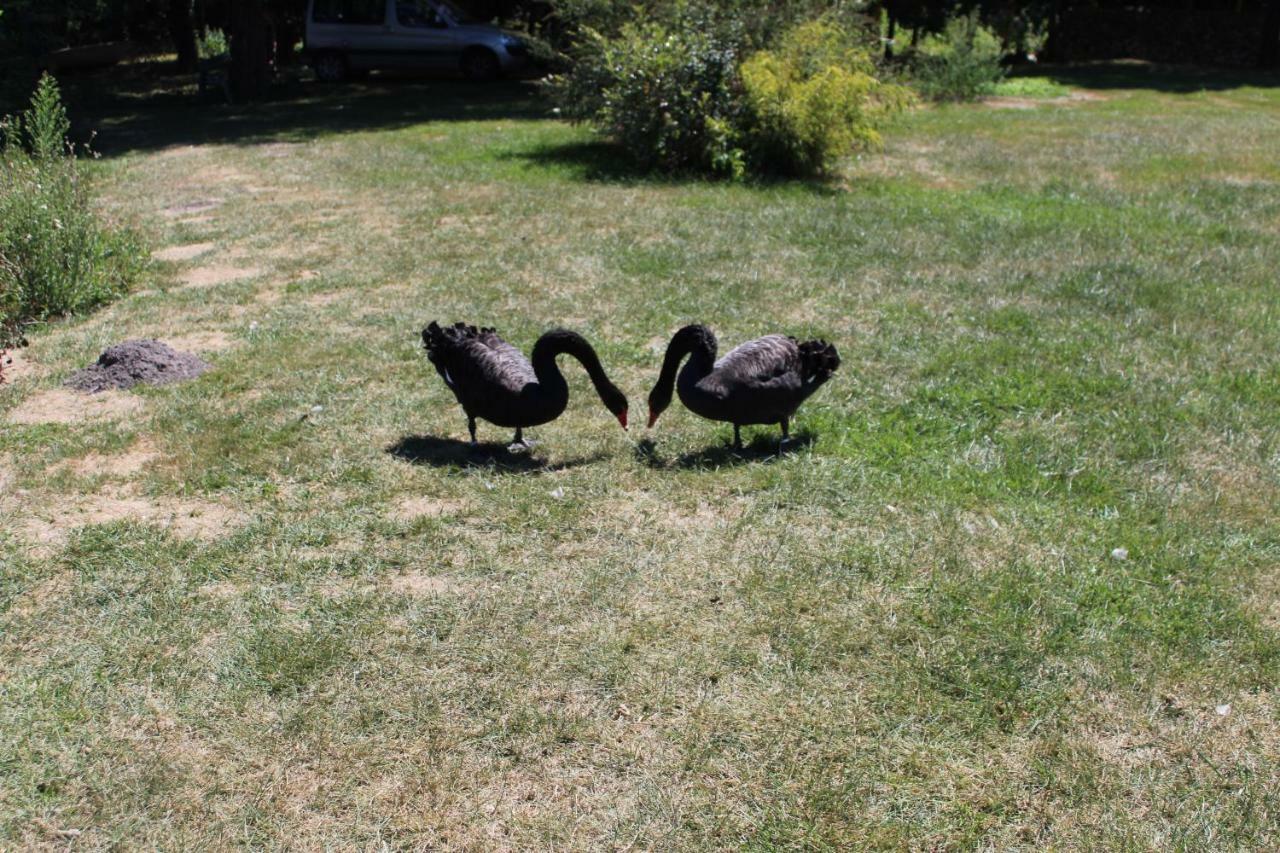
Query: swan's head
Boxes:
[
  {"xmin": 646, "ymin": 384, "xmax": 673, "ymax": 429},
  {"xmin": 599, "ymin": 382, "xmax": 629, "ymax": 431}
]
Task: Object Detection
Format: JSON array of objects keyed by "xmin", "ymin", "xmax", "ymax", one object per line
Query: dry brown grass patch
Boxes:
[
  {"xmin": 7, "ymin": 388, "xmax": 145, "ymax": 425},
  {"xmin": 1, "ymin": 347, "xmax": 44, "ymax": 384},
  {"xmin": 152, "ymin": 242, "xmax": 216, "ymax": 263},
  {"xmin": 164, "ymin": 330, "xmax": 237, "ymax": 354},
  {"xmin": 179, "ymin": 265, "xmax": 262, "ymax": 290},
  {"xmin": 67, "ymin": 438, "xmax": 161, "ymax": 478},
  {"xmin": 386, "ymin": 572, "xmax": 464, "ymax": 596},
  {"xmin": 391, "ymin": 496, "xmax": 468, "ymax": 522},
  {"xmin": 16, "ymin": 486, "xmax": 242, "ymax": 555}
]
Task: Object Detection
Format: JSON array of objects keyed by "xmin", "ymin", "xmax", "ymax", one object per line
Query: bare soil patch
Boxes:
[
  {"xmin": 387, "ymin": 572, "xmax": 463, "ymax": 596},
  {"xmin": 66, "ymin": 340, "xmax": 211, "ymax": 393},
  {"xmin": 18, "ymin": 487, "xmax": 242, "ymax": 554},
  {"xmin": 152, "ymin": 242, "xmax": 216, "ymax": 263},
  {"xmin": 0, "ymin": 347, "xmax": 42, "ymax": 384},
  {"xmin": 302, "ymin": 291, "xmax": 346, "ymax": 308},
  {"xmin": 180, "ymin": 264, "xmax": 261, "ymax": 289},
  {"xmin": 391, "ymin": 496, "xmax": 468, "ymax": 521},
  {"xmin": 7, "ymin": 388, "xmax": 145, "ymax": 425},
  {"xmin": 162, "ymin": 199, "xmax": 222, "ymax": 218},
  {"xmin": 164, "ymin": 331, "xmax": 236, "ymax": 354},
  {"xmin": 68, "ymin": 438, "xmax": 161, "ymax": 478}
]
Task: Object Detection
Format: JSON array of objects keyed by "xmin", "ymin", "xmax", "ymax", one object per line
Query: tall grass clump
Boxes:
[
  {"xmin": 0, "ymin": 74, "xmax": 144, "ymax": 344},
  {"xmin": 548, "ymin": 15, "xmax": 910, "ymax": 179},
  {"xmin": 910, "ymin": 10, "xmax": 1006, "ymax": 101}
]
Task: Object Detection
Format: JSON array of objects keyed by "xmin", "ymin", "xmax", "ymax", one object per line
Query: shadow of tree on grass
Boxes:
[{"xmin": 62, "ymin": 61, "xmax": 549, "ymax": 156}]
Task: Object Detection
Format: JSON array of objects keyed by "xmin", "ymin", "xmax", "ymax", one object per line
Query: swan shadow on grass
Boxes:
[
  {"xmin": 387, "ymin": 435, "xmax": 606, "ymax": 473},
  {"xmin": 633, "ymin": 429, "xmax": 818, "ymax": 470}
]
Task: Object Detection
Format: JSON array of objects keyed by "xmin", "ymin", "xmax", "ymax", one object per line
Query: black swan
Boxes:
[
  {"xmin": 647, "ymin": 324, "xmax": 840, "ymax": 449},
  {"xmin": 422, "ymin": 322, "xmax": 628, "ymax": 448}
]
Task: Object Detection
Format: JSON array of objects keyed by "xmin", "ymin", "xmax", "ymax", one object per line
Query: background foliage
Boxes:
[{"xmin": 0, "ymin": 75, "xmax": 144, "ymax": 344}]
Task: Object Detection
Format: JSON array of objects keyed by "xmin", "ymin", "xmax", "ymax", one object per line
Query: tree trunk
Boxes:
[
  {"xmin": 169, "ymin": 0, "xmax": 198, "ymax": 73},
  {"xmin": 229, "ymin": 0, "xmax": 273, "ymax": 100},
  {"xmin": 270, "ymin": 6, "xmax": 302, "ymax": 67},
  {"xmin": 1261, "ymin": 0, "xmax": 1280, "ymax": 68}
]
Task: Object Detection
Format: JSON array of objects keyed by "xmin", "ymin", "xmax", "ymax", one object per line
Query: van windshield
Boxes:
[{"xmin": 436, "ymin": 0, "xmax": 482, "ymax": 24}]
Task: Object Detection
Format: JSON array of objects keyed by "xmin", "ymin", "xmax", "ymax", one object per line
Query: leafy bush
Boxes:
[
  {"xmin": 198, "ymin": 27, "xmax": 229, "ymax": 60},
  {"xmin": 548, "ymin": 16, "xmax": 910, "ymax": 179},
  {"xmin": 910, "ymin": 11, "xmax": 1006, "ymax": 102},
  {"xmin": 548, "ymin": 17, "xmax": 747, "ymax": 177},
  {"xmin": 741, "ymin": 20, "xmax": 912, "ymax": 176},
  {"xmin": 0, "ymin": 74, "xmax": 145, "ymax": 344}
]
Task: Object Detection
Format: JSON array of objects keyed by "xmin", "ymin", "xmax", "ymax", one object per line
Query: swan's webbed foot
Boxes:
[{"xmin": 508, "ymin": 428, "xmax": 536, "ymax": 454}]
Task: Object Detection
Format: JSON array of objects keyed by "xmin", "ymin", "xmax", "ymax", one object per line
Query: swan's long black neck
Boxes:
[
  {"xmin": 657, "ymin": 325, "xmax": 716, "ymax": 389},
  {"xmin": 530, "ymin": 329, "xmax": 626, "ymax": 417}
]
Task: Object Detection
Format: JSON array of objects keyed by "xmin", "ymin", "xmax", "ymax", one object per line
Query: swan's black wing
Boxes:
[
  {"xmin": 712, "ymin": 335, "xmax": 804, "ymax": 395},
  {"xmin": 423, "ymin": 322, "xmax": 535, "ymax": 400}
]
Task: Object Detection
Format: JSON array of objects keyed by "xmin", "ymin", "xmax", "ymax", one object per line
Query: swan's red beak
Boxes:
[
  {"xmin": 617, "ymin": 410, "xmax": 628, "ymax": 430},
  {"xmin": 647, "ymin": 410, "xmax": 658, "ymax": 429}
]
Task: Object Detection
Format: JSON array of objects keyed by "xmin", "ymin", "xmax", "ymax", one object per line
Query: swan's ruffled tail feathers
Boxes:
[
  {"xmin": 798, "ymin": 339, "xmax": 840, "ymax": 386},
  {"xmin": 423, "ymin": 322, "xmax": 505, "ymax": 356}
]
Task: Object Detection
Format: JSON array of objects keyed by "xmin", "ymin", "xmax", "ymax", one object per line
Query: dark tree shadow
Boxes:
[
  {"xmin": 1030, "ymin": 61, "xmax": 1280, "ymax": 93},
  {"xmin": 633, "ymin": 430, "xmax": 817, "ymax": 470},
  {"xmin": 387, "ymin": 435, "xmax": 605, "ymax": 473},
  {"xmin": 504, "ymin": 140, "xmax": 845, "ymax": 195},
  {"xmin": 60, "ymin": 61, "xmax": 548, "ymax": 157}
]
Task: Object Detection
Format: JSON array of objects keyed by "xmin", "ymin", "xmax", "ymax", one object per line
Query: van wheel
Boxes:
[
  {"xmin": 461, "ymin": 48, "xmax": 500, "ymax": 82},
  {"xmin": 313, "ymin": 51, "xmax": 348, "ymax": 83}
]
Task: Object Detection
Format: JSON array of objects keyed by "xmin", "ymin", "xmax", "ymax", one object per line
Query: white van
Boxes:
[{"xmin": 304, "ymin": 0, "xmax": 528, "ymax": 82}]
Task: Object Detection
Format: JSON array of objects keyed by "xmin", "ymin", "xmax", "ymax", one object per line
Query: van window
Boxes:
[
  {"xmin": 396, "ymin": 1, "xmax": 444, "ymax": 28},
  {"xmin": 313, "ymin": 0, "xmax": 386, "ymax": 25}
]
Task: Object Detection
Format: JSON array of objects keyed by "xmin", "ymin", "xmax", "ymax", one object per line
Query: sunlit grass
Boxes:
[{"xmin": 1, "ymin": 63, "xmax": 1278, "ymax": 848}]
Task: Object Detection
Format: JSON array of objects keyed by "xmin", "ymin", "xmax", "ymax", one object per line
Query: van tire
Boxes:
[
  {"xmin": 461, "ymin": 48, "xmax": 500, "ymax": 82},
  {"xmin": 313, "ymin": 51, "xmax": 348, "ymax": 83}
]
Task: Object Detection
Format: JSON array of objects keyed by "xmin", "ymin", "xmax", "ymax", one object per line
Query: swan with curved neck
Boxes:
[
  {"xmin": 647, "ymin": 324, "xmax": 839, "ymax": 449},
  {"xmin": 423, "ymin": 322, "xmax": 628, "ymax": 447}
]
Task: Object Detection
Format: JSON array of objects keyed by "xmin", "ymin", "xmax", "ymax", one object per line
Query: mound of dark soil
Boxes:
[{"xmin": 66, "ymin": 339, "xmax": 211, "ymax": 393}]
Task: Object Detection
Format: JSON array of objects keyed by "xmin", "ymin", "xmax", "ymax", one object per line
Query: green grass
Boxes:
[
  {"xmin": 2, "ymin": 62, "xmax": 1280, "ymax": 847},
  {"xmin": 993, "ymin": 76, "xmax": 1073, "ymax": 99}
]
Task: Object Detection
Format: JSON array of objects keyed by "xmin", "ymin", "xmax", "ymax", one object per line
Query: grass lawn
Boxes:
[{"xmin": 2, "ymin": 62, "xmax": 1279, "ymax": 848}]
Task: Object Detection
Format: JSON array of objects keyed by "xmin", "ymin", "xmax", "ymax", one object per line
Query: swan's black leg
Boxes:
[
  {"xmin": 733, "ymin": 424, "xmax": 743, "ymax": 450},
  {"xmin": 467, "ymin": 415, "xmax": 477, "ymax": 446},
  {"xmin": 780, "ymin": 417, "xmax": 791, "ymax": 451},
  {"xmin": 509, "ymin": 427, "xmax": 535, "ymax": 453}
]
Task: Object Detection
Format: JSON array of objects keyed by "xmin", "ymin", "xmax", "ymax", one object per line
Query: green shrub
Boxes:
[
  {"xmin": 548, "ymin": 16, "xmax": 910, "ymax": 179},
  {"xmin": 911, "ymin": 11, "xmax": 1006, "ymax": 102},
  {"xmin": 0, "ymin": 74, "xmax": 145, "ymax": 345},
  {"xmin": 547, "ymin": 16, "xmax": 747, "ymax": 177},
  {"xmin": 197, "ymin": 27, "xmax": 229, "ymax": 60},
  {"xmin": 741, "ymin": 20, "xmax": 912, "ymax": 176}
]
